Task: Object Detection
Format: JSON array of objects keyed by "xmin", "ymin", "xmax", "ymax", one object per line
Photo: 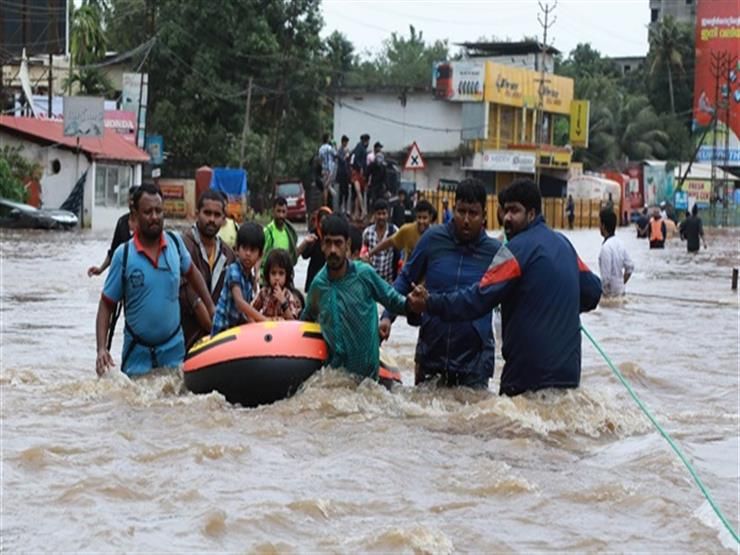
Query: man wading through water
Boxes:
[{"xmin": 95, "ymin": 184, "xmax": 215, "ymax": 377}]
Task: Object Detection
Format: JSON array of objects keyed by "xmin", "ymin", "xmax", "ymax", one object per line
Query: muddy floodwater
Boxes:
[{"xmin": 1, "ymin": 224, "xmax": 738, "ymax": 552}]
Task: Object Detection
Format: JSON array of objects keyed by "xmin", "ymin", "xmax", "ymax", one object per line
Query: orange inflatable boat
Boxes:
[{"xmin": 183, "ymin": 321, "xmax": 402, "ymax": 407}]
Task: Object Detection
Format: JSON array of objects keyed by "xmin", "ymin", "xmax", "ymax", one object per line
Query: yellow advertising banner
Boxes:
[
  {"xmin": 484, "ymin": 62, "xmax": 573, "ymax": 114},
  {"xmin": 485, "ymin": 62, "xmax": 531, "ymax": 107},
  {"xmin": 538, "ymin": 73, "xmax": 574, "ymax": 115},
  {"xmin": 684, "ymin": 179, "xmax": 712, "ymax": 204},
  {"xmin": 569, "ymin": 100, "xmax": 590, "ymax": 147}
]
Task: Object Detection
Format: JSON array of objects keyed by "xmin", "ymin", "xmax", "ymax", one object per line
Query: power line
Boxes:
[{"xmin": 0, "ymin": 0, "xmax": 67, "ymax": 14}]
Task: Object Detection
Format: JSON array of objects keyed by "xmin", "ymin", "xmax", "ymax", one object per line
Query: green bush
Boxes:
[{"xmin": 0, "ymin": 158, "xmax": 27, "ymax": 202}]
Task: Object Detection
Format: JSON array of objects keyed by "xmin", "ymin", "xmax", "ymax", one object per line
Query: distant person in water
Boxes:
[
  {"xmin": 679, "ymin": 205, "xmax": 707, "ymax": 253},
  {"xmin": 598, "ymin": 208, "xmax": 633, "ymax": 297}
]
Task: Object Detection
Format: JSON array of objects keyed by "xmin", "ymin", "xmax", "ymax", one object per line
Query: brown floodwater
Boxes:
[{"xmin": 1, "ymin": 223, "xmax": 738, "ymax": 552}]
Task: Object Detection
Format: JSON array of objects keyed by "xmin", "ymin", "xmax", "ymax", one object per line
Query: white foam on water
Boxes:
[{"xmin": 693, "ymin": 500, "xmax": 739, "ymax": 552}]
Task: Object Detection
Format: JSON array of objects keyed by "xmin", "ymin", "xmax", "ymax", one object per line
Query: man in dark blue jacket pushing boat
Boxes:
[{"xmin": 408, "ymin": 179, "xmax": 602, "ymax": 396}]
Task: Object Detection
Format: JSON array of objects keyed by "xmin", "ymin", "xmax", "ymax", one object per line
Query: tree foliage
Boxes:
[
  {"xmin": 0, "ymin": 146, "xmax": 42, "ymax": 202},
  {"xmin": 346, "ymin": 25, "xmax": 448, "ymax": 89},
  {"xmin": 140, "ymin": 0, "xmax": 328, "ymax": 199},
  {"xmin": 561, "ymin": 38, "xmax": 694, "ymax": 170}
]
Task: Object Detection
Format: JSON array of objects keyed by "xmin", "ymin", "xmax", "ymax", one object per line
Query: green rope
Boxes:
[{"xmin": 581, "ymin": 324, "xmax": 740, "ymax": 544}]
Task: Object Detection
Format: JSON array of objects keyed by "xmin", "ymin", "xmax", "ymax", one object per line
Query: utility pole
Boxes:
[
  {"xmin": 721, "ymin": 54, "xmax": 737, "ymax": 199},
  {"xmin": 709, "ymin": 51, "xmax": 728, "ymax": 203},
  {"xmin": 534, "ymin": 0, "xmax": 556, "ymax": 186},
  {"xmin": 48, "ymin": 53, "xmax": 53, "ymax": 117},
  {"xmin": 239, "ymin": 76, "xmax": 253, "ymax": 169}
]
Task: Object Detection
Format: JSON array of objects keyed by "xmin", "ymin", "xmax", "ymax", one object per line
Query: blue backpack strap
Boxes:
[
  {"xmin": 119, "ymin": 231, "xmax": 183, "ymax": 371},
  {"xmin": 165, "ymin": 229, "xmax": 182, "ymax": 259}
]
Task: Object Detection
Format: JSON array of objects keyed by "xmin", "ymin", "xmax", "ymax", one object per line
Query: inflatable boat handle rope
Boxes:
[{"xmin": 581, "ymin": 325, "xmax": 739, "ymax": 544}]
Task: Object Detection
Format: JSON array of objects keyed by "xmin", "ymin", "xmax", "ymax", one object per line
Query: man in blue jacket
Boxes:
[
  {"xmin": 379, "ymin": 178, "xmax": 501, "ymax": 389},
  {"xmin": 409, "ymin": 178, "xmax": 602, "ymax": 396}
]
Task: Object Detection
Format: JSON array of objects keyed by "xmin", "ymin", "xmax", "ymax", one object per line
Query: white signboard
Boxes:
[
  {"xmin": 433, "ymin": 61, "xmax": 485, "ymax": 102},
  {"xmin": 62, "ymin": 96, "xmax": 104, "ymax": 137},
  {"xmin": 480, "ymin": 150, "xmax": 535, "ymax": 173},
  {"xmin": 122, "ymin": 73, "xmax": 145, "ymax": 113},
  {"xmin": 122, "ymin": 72, "xmax": 149, "ymax": 148}
]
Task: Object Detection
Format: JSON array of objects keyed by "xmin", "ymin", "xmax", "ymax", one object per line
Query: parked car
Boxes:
[
  {"xmin": 274, "ymin": 179, "xmax": 306, "ymax": 222},
  {"xmin": 0, "ymin": 198, "xmax": 78, "ymax": 230}
]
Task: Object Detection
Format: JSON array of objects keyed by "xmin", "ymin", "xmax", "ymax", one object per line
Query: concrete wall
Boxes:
[{"xmin": 333, "ymin": 91, "xmax": 462, "ymax": 154}]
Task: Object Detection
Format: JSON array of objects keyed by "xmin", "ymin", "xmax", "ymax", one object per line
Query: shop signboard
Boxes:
[
  {"xmin": 685, "ymin": 179, "xmax": 712, "ymax": 206},
  {"xmin": 480, "ymin": 150, "xmax": 536, "ymax": 173},
  {"xmin": 569, "ymin": 100, "xmax": 590, "ymax": 147},
  {"xmin": 432, "ymin": 61, "xmax": 485, "ymax": 101},
  {"xmin": 484, "ymin": 62, "xmax": 573, "ymax": 114}
]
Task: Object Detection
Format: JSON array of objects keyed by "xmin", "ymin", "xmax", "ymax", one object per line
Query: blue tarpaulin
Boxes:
[{"xmin": 210, "ymin": 168, "xmax": 247, "ymax": 199}]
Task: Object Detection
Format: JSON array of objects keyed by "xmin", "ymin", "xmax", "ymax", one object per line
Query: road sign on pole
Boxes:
[{"xmin": 404, "ymin": 141, "xmax": 426, "ymax": 170}]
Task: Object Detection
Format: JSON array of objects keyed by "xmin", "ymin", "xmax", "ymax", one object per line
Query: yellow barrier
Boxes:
[{"xmin": 421, "ymin": 190, "xmax": 608, "ymax": 230}]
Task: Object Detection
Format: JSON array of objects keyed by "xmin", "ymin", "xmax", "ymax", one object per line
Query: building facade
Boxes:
[
  {"xmin": 332, "ymin": 88, "xmax": 465, "ymax": 190},
  {"xmin": 0, "ymin": 116, "xmax": 149, "ymax": 230}
]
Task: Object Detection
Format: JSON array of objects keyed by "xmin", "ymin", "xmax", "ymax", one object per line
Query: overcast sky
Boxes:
[{"xmin": 321, "ymin": 0, "xmax": 650, "ymax": 60}]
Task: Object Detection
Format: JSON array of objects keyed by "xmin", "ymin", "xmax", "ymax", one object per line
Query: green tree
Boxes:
[
  {"xmin": 68, "ymin": 1, "xmax": 108, "ymax": 95},
  {"xmin": 0, "ymin": 159, "xmax": 26, "ymax": 202},
  {"xmin": 64, "ymin": 68, "xmax": 115, "ymax": 97},
  {"xmin": 323, "ymin": 31, "xmax": 355, "ymax": 89},
  {"xmin": 143, "ymin": 0, "xmax": 327, "ymax": 201},
  {"xmin": 106, "ymin": 0, "xmax": 150, "ymax": 52},
  {"xmin": 347, "ymin": 25, "xmax": 448, "ymax": 88},
  {"xmin": 648, "ymin": 16, "xmax": 688, "ymax": 115},
  {"xmin": 558, "ymin": 43, "xmax": 620, "ymax": 82},
  {"xmin": 70, "ymin": 2, "xmax": 107, "ymax": 66},
  {"xmin": 0, "ymin": 146, "xmax": 42, "ymax": 202},
  {"xmin": 580, "ymin": 93, "xmax": 670, "ymax": 169}
]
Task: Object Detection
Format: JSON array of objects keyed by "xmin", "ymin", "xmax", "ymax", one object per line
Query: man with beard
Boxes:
[
  {"xmin": 301, "ymin": 215, "xmax": 415, "ymax": 381},
  {"xmin": 179, "ymin": 190, "xmax": 236, "ymax": 349},
  {"xmin": 408, "ymin": 179, "xmax": 602, "ymax": 396},
  {"xmin": 95, "ymin": 184, "xmax": 215, "ymax": 377},
  {"xmin": 379, "ymin": 179, "xmax": 501, "ymax": 389}
]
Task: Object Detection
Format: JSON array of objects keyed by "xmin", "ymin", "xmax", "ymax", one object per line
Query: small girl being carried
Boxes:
[{"xmin": 252, "ymin": 249, "xmax": 303, "ymax": 320}]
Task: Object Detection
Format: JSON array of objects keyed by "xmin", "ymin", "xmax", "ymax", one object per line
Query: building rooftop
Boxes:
[
  {"xmin": 0, "ymin": 116, "xmax": 150, "ymax": 163},
  {"xmin": 456, "ymin": 41, "xmax": 561, "ymax": 57}
]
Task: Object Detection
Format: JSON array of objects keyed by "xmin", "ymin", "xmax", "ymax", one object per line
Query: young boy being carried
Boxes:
[
  {"xmin": 301, "ymin": 215, "xmax": 418, "ymax": 381},
  {"xmin": 211, "ymin": 222, "xmax": 267, "ymax": 335}
]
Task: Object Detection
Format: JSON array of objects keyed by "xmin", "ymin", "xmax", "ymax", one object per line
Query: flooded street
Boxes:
[{"xmin": 1, "ymin": 223, "xmax": 738, "ymax": 552}]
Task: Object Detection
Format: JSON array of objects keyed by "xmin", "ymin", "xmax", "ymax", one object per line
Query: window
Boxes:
[
  {"xmin": 276, "ymin": 182, "xmax": 301, "ymax": 197},
  {"xmin": 95, "ymin": 164, "xmax": 132, "ymax": 207},
  {"xmin": 651, "ymin": 8, "xmax": 659, "ymax": 22},
  {"xmin": 685, "ymin": 0, "xmax": 693, "ymax": 4}
]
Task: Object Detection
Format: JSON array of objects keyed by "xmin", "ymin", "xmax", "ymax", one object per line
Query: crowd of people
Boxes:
[{"xmin": 90, "ymin": 158, "xmax": 618, "ymax": 400}]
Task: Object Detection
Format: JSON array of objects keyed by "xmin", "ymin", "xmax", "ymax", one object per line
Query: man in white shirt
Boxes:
[{"xmin": 599, "ymin": 208, "xmax": 634, "ymax": 297}]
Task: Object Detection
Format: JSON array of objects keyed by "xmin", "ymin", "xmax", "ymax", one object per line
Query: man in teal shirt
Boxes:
[{"xmin": 301, "ymin": 215, "xmax": 415, "ymax": 380}]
